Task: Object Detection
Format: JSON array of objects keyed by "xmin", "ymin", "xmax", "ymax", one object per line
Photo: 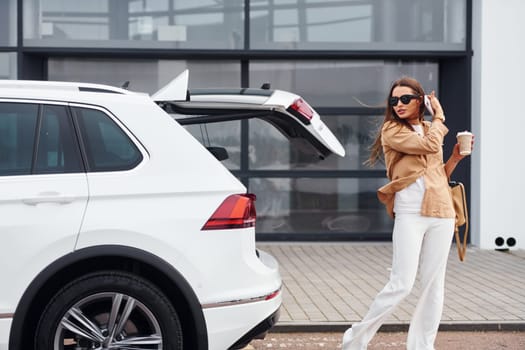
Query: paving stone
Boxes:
[{"xmin": 258, "ymin": 243, "xmax": 525, "ymax": 326}]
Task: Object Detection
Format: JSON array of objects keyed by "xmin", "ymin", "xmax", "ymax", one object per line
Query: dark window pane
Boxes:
[
  {"xmin": 0, "ymin": 103, "xmax": 38, "ymax": 176},
  {"xmin": 249, "ymin": 115, "xmax": 384, "ymax": 171},
  {"xmin": 250, "ymin": 60, "xmax": 439, "ymax": 108},
  {"xmin": 0, "ymin": 53, "xmax": 17, "ymax": 80},
  {"xmin": 24, "ymin": 0, "xmax": 244, "ymax": 49},
  {"xmin": 74, "ymin": 107, "xmax": 142, "ymax": 172},
  {"xmin": 0, "ymin": 0, "xmax": 16, "ymax": 46},
  {"xmin": 48, "ymin": 58, "xmax": 240, "ymax": 95},
  {"xmin": 34, "ymin": 105, "xmax": 83, "ymax": 174},
  {"xmin": 251, "ymin": 0, "xmax": 466, "ymax": 51},
  {"xmin": 250, "ymin": 177, "xmax": 392, "ymax": 235}
]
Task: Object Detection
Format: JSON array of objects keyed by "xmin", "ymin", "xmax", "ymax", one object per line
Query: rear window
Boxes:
[{"xmin": 74, "ymin": 107, "xmax": 143, "ymax": 172}]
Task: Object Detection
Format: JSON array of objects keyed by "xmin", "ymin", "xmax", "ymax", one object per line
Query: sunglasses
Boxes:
[{"xmin": 389, "ymin": 94, "xmax": 420, "ymax": 106}]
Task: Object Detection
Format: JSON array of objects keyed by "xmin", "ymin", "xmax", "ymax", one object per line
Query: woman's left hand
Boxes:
[{"xmin": 451, "ymin": 134, "xmax": 475, "ymax": 162}]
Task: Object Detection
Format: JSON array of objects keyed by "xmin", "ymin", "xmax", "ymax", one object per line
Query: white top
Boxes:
[{"xmin": 394, "ymin": 124, "xmax": 426, "ymax": 214}]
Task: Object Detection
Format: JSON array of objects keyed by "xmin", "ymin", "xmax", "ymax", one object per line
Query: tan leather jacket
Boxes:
[{"xmin": 377, "ymin": 119, "xmax": 455, "ymax": 219}]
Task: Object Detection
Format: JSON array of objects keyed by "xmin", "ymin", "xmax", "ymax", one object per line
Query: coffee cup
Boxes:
[{"xmin": 456, "ymin": 131, "xmax": 473, "ymax": 155}]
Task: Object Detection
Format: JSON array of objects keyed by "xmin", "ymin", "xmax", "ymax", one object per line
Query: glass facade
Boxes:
[
  {"xmin": 250, "ymin": 0, "xmax": 466, "ymax": 50},
  {"xmin": 22, "ymin": 0, "xmax": 466, "ymax": 51},
  {"xmin": 24, "ymin": 0, "xmax": 244, "ymax": 49},
  {"xmin": 8, "ymin": 0, "xmax": 471, "ymax": 240}
]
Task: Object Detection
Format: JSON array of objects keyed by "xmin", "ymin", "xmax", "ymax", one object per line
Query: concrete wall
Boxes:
[{"xmin": 471, "ymin": 0, "xmax": 525, "ymax": 249}]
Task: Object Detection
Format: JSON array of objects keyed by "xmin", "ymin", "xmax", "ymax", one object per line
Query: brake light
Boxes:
[
  {"xmin": 202, "ymin": 194, "xmax": 256, "ymax": 230},
  {"xmin": 287, "ymin": 98, "xmax": 314, "ymax": 125}
]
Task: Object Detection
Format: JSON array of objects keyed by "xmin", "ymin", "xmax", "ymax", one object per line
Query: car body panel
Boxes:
[{"xmin": 0, "ymin": 173, "xmax": 88, "ymax": 313}]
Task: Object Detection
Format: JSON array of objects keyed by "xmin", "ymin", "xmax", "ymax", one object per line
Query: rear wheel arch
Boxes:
[{"xmin": 9, "ymin": 245, "xmax": 208, "ymax": 350}]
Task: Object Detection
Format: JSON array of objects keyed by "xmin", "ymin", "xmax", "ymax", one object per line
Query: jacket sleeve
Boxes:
[{"xmin": 381, "ymin": 121, "xmax": 448, "ymax": 155}]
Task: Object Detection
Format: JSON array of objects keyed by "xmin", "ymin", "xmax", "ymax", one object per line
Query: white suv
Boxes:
[{"xmin": 0, "ymin": 70, "xmax": 344, "ymax": 350}]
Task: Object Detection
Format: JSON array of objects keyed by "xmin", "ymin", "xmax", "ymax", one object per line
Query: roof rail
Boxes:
[{"xmin": 0, "ymin": 80, "xmax": 129, "ymax": 95}]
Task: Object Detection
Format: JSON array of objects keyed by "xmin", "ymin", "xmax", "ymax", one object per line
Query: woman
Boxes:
[{"xmin": 342, "ymin": 77, "xmax": 473, "ymax": 350}]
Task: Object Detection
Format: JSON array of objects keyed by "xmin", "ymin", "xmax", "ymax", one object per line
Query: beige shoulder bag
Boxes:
[{"xmin": 449, "ymin": 181, "xmax": 469, "ymax": 261}]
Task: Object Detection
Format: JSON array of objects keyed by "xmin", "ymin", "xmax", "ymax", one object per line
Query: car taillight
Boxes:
[
  {"xmin": 265, "ymin": 289, "xmax": 281, "ymax": 301},
  {"xmin": 287, "ymin": 97, "xmax": 314, "ymax": 125},
  {"xmin": 202, "ymin": 194, "xmax": 256, "ymax": 230}
]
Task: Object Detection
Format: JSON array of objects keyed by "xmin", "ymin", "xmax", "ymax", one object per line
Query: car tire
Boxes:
[{"xmin": 35, "ymin": 270, "xmax": 183, "ymax": 350}]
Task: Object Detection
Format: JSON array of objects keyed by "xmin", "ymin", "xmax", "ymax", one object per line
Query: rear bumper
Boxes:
[
  {"xmin": 228, "ymin": 308, "xmax": 280, "ymax": 350},
  {"xmin": 203, "ymin": 290, "xmax": 282, "ymax": 350}
]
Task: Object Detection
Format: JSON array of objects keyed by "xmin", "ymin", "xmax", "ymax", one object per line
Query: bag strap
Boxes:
[{"xmin": 454, "ymin": 182, "xmax": 469, "ymax": 261}]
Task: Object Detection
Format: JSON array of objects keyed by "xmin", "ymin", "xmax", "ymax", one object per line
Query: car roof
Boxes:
[
  {"xmin": 0, "ymin": 80, "xmax": 273, "ymax": 106},
  {"xmin": 0, "ymin": 80, "xmax": 148, "ymax": 105}
]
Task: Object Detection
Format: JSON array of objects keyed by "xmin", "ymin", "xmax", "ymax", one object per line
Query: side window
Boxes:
[
  {"xmin": 74, "ymin": 107, "xmax": 142, "ymax": 172},
  {"xmin": 34, "ymin": 105, "xmax": 84, "ymax": 174},
  {"xmin": 0, "ymin": 103, "xmax": 38, "ymax": 176},
  {"xmin": 0, "ymin": 102, "xmax": 84, "ymax": 176}
]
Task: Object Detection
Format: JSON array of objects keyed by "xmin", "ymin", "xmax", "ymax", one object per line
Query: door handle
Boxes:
[{"xmin": 22, "ymin": 192, "xmax": 75, "ymax": 205}]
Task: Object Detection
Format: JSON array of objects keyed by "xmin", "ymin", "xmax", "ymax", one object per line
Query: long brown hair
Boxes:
[{"xmin": 366, "ymin": 77, "xmax": 426, "ymax": 166}]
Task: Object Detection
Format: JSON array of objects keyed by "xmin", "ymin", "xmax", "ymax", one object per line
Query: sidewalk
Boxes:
[{"xmin": 257, "ymin": 243, "xmax": 525, "ymax": 332}]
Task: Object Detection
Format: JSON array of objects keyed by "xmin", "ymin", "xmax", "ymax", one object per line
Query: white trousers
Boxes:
[{"xmin": 342, "ymin": 213, "xmax": 455, "ymax": 350}]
